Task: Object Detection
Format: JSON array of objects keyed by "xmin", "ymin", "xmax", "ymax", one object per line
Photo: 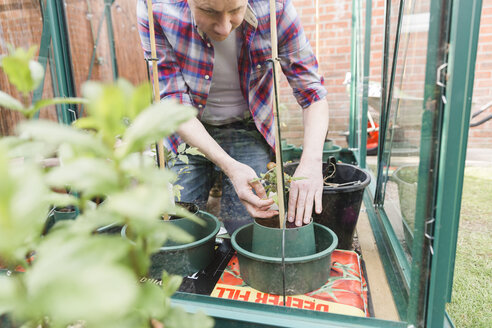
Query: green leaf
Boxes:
[
  {"xmin": 28, "ymin": 97, "xmax": 88, "ymax": 118},
  {"xmin": 45, "ymin": 158, "xmax": 119, "ymax": 199},
  {"xmin": 177, "ymin": 154, "xmax": 189, "ymax": 164},
  {"xmin": 0, "ymin": 90, "xmax": 25, "ymax": 112},
  {"xmin": 23, "ymin": 233, "xmax": 138, "ymax": 326},
  {"xmin": 28, "ymin": 59, "xmax": 44, "ymax": 91},
  {"xmin": 45, "ymin": 192, "xmax": 79, "ymax": 208},
  {"xmin": 104, "ymin": 185, "xmax": 172, "ymax": 223},
  {"xmin": 185, "ymin": 147, "xmax": 204, "ymax": 156},
  {"xmin": 173, "ymin": 184, "xmax": 183, "ymax": 201},
  {"xmin": 0, "ymin": 276, "xmax": 17, "ymax": 314},
  {"xmin": 163, "ymin": 308, "xmax": 214, "ymax": 328},
  {"xmin": 128, "ymin": 82, "xmax": 152, "ymax": 120},
  {"xmin": 0, "ymin": 148, "xmax": 50, "ymax": 263},
  {"xmin": 161, "ymin": 271, "xmax": 183, "ymax": 297},
  {"xmin": 118, "ymin": 101, "xmax": 196, "ymax": 157},
  {"xmin": 17, "ymin": 120, "xmax": 110, "ymax": 158},
  {"xmin": 177, "ymin": 142, "xmax": 186, "ymax": 153},
  {"xmin": 81, "ymin": 81, "xmax": 129, "ymax": 140},
  {"xmin": 0, "ymin": 46, "xmax": 44, "ymax": 94},
  {"xmin": 134, "ymin": 282, "xmax": 168, "ymax": 321}
]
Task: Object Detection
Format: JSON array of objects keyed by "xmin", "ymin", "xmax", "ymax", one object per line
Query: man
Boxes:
[{"xmin": 137, "ymin": 0, "xmax": 329, "ymax": 233}]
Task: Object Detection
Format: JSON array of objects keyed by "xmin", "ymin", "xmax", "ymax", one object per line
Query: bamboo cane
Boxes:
[
  {"xmin": 269, "ymin": 0, "xmax": 286, "ymax": 229},
  {"xmin": 147, "ymin": 0, "xmax": 169, "ymax": 220}
]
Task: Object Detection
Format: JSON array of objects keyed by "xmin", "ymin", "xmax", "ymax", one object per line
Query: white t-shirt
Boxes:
[{"xmin": 200, "ymin": 32, "xmax": 250, "ymax": 125}]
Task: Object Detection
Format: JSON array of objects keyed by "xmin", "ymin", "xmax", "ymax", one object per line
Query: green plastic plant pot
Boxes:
[
  {"xmin": 322, "ymin": 144, "xmax": 342, "ymax": 162},
  {"xmin": 299, "ymin": 144, "xmax": 342, "ymax": 162},
  {"xmin": 232, "ymin": 223, "xmax": 338, "ymax": 295},
  {"xmin": 43, "ymin": 206, "xmax": 78, "ymax": 234},
  {"xmin": 251, "ymin": 219, "xmax": 315, "ymax": 258},
  {"xmin": 122, "ymin": 210, "xmax": 220, "ymax": 279},
  {"xmin": 53, "ymin": 206, "xmax": 77, "ymax": 222},
  {"xmin": 391, "ymin": 165, "xmax": 418, "ymax": 248},
  {"xmin": 291, "ymin": 147, "xmax": 303, "ymax": 161},
  {"xmin": 323, "ymin": 139, "xmax": 334, "ymax": 150},
  {"xmin": 281, "ymin": 144, "xmax": 295, "ymax": 162}
]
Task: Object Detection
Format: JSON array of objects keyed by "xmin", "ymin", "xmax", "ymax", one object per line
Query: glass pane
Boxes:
[
  {"xmin": 381, "ymin": 0, "xmax": 432, "ymax": 257},
  {"xmin": 63, "ymin": 0, "xmax": 148, "ymax": 99}
]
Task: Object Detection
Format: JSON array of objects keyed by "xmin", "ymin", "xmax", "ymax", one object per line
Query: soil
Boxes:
[
  {"xmin": 163, "ymin": 202, "xmax": 199, "ymax": 220},
  {"xmin": 254, "ymin": 217, "xmax": 309, "ymax": 229},
  {"xmin": 56, "ymin": 206, "xmax": 75, "ymax": 213}
]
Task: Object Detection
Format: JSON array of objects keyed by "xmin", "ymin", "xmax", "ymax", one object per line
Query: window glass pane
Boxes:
[{"xmin": 380, "ymin": 0, "xmax": 432, "ymax": 257}]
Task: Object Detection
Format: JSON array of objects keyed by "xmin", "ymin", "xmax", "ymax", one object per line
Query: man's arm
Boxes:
[
  {"xmin": 287, "ymin": 98, "xmax": 329, "ymax": 226},
  {"xmin": 177, "ymin": 117, "xmax": 278, "ymax": 218}
]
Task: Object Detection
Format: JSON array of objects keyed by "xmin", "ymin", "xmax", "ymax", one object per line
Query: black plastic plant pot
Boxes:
[
  {"xmin": 232, "ymin": 223, "xmax": 337, "ymax": 295},
  {"xmin": 122, "ymin": 210, "xmax": 220, "ymax": 279},
  {"xmin": 285, "ymin": 161, "xmax": 370, "ymax": 250}
]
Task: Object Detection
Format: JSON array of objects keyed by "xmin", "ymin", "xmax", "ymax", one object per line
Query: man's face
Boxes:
[{"xmin": 188, "ymin": 0, "xmax": 248, "ymax": 41}]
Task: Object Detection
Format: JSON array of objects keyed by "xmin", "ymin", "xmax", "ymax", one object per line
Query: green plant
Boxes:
[
  {"xmin": 0, "ymin": 47, "xmax": 213, "ymax": 327},
  {"xmin": 0, "ymin": 46, "xmax": 87, "ymax": 119},
  {"xmin": 147, "ymin": 142, "xmax": 204, "ymax": 201},
  {"xmin": 251, "ymin": 163, "xmax": 304, "ymax": 205}
]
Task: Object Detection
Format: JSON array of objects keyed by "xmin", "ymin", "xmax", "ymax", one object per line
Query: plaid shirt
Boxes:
[{"xmin": 137, "ymin": 0, "xmax": 327, "ymax": 151}]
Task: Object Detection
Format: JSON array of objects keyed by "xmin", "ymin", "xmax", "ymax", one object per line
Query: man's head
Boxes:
[{"xmin": 188, "ymin": 0, "xmax": 248, "ymax": 41}]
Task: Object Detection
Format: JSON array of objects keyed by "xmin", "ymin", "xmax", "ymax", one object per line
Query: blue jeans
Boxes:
[{"xmin": 169, "ymin": 121, "xmax": 273, "ymax": 234}]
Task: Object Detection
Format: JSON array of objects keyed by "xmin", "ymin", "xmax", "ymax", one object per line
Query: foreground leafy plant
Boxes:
[
  {"xmin": 0, "ymin": 46, "xmax": 87, "ymax": 119},
  {"xmin": 0, "ymin": 48, "xmax": 213, "ymax": 327}
]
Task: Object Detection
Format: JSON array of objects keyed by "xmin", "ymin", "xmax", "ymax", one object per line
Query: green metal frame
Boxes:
[
  {"xmin": 104, "ymin": 0, "xmax": 119, "ymax": 80},
  {"xmin": 44, "ymin": 0, "xmax": 78, "ymax": 124},
  {"xmin": 350, "ymin": 0, "xmax": 483, "ymax": 327},
  {"xmin": 426, "ymin": 0, "xmax": 483, "ymax": 327},
  {"xmin": 32, "ymin": 0, "xmax": 52, "ymax": 119},
  {"xmin": 348, "ymin": 0, "xmax": 358, "ymax": 149},
  {"xmin": 358, "ymin": 0, "xmax": 372, "ymax": 169},
  {"xmin": 172, "ymin": 292, "xmax": 407, "ymax": 328},
  {"xmin": 407, "ymin": 0, "xmax": 451, "ymax": 325}
]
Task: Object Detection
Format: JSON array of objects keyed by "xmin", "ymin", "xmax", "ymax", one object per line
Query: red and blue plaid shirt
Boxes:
[{"xmin": 137, "ymin": 0, "xmax": 327, "ymax": 151}]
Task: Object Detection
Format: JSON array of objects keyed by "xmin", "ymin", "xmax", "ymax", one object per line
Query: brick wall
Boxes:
[
  {"xmin": 282, "ymin": 0, "xmax": 492, "ymax": 149},
  {"xmin": 1, "ymin": 0, "xmax": 491, "ymax": 149},
  {"xmin": 0, "ymin": 0, "xmax": 147, "ymax": 136}
]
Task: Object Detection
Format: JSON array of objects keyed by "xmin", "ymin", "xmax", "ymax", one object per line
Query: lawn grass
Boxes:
[{"xmin": 446, "ymin": 167, "xmax": 492, "ymax": 328}]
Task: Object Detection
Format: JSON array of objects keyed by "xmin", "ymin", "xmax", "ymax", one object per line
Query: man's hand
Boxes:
[
  {"xmin": 287, "ymin": 159, "xmax": 323, "ymax": 226},
  {"xmin": 225, "ymin": 161, "xmax": 279, "ymax": 219},
  {"xmin": 286, "ymin": 98, "xmax": 328, "ymax": 226}
]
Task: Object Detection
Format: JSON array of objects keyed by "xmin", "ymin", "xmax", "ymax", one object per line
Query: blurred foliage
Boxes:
[{"xmin": 0, "ymin": 47, "xmax": 213, "ymax": 328}]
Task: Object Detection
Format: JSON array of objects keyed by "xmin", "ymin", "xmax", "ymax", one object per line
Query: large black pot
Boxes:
[{"xmin": 285, "ymin": 160, "xmax": 370, "ymax": 249}]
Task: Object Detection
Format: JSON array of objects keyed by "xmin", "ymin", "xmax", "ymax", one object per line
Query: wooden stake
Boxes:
[
  {"xmin": 147, "ymin": 0, "xmax": 169, "ymax": 220},
  {"xmin": 269, "ymin": 0, "xmax": 286, "ymax": 228}
]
